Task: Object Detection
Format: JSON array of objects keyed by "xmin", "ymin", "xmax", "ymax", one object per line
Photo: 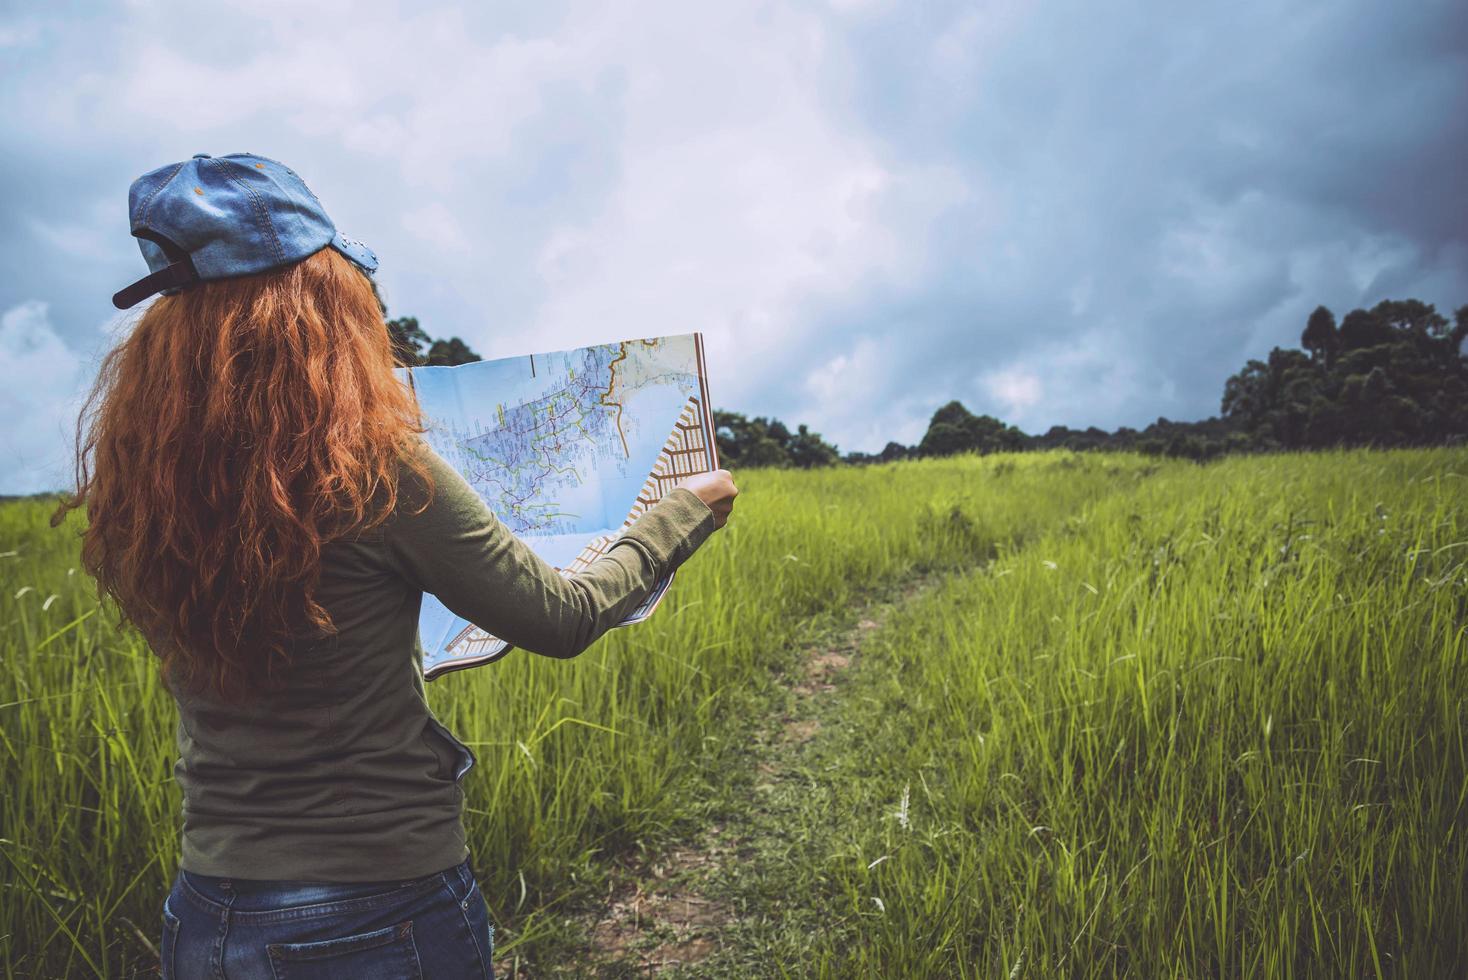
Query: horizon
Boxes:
[{"xmin": 3, "ymin": 1, "xmax": 1466, "ymax": 493}]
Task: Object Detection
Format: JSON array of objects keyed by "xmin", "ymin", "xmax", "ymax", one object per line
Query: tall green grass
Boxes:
[
  {"xmin": 779, "ymin": 449, "xmax": 1466, "ymax": 977},
  {"xmin": 1, "ymin": 452, "xmax": 1137, "ymax": 975}
]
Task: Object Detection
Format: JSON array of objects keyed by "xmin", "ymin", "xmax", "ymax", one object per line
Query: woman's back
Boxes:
[
  {"xmin": 170, "ymin": 436, "xmax": 717, "ymax": 881},
  {"xmin": 170, "ymin": 443, "xmax": 467, "ymax": 882}
]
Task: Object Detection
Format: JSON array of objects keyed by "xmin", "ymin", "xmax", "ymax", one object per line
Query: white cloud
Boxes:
[
  {"xmin": 826, "ymin": 0, "xmax": 890, "ymax": 13},
  {"xmin": 1068, "ymin": 274, "xmax": 1094, "ymax": 317},
  {"xmin": 29, "ymin": 212, "xmax": 116, "ymax": 263},
  {"xmin": 982, "ymin": 366, "xmax": 1043, "ymax": 416},
  {"xmin": 930, "ymin": 3, "xmax": 1027, "ymax": 83},
  {"xmin": 797, "ymin": 336, "xmax": 932, "ymax": 452},
  {"xmin": 37, "ymin": 3, "xmax": 971, "ymax": 408},
  {"xmin": 460, "ymin": 4, "xmax": 975, "ymax": 413},
  {"xmin": 402, "ymin": 202, "xmax": 472, "ymax": 251},
  {"xmin": 0, "ymin": 20, "xmax": 42, "ymax": 48},
  {"xmin": 0, "ymin": 302, "xmax": 86, "ymax": 494},
  {"xmin": 961, "ymin": 325, "xmax": 1149, "ymax": 434}
]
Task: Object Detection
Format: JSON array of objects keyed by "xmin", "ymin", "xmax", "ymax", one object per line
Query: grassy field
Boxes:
[{"xmin": 2, "ymin": 449, "xmax": 1464, "ymax": 977}]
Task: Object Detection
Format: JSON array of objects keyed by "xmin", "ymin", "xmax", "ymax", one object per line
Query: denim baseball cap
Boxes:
[{"xmin": 112, "ymin": 152, "xmax": 378, "ymax": 310}]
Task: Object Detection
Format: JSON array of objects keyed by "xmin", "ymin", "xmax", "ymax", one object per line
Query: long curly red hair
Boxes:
[{"xmin": 51, "ymin": 247, "xmax": 436, "ymax": 701}]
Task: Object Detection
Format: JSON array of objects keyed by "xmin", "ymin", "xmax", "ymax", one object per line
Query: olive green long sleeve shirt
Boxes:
[{"xmin": 169, "ymin": 440, "xmax": 718, "ymax": 881}]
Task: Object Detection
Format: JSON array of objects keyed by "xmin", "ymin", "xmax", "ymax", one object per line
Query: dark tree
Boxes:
[
  {"xmin": 788, "ymin": 424, "xmax": 842, "ymax": 468},
  {"xmin": 1221, "ymin": 359, "xmax": 1268, "ymax": 422},
  {"xmin": 1220, "ymin": 297, "xmax": 1468, "ymax": 450},
  {"xmin": 713, "ymin": 410, "xmax": 840, "ymax": 468},
  {"xmin": 385, "ymin": 315, "xmax": 482, "ymax": 367},
  {"xmin": 1339, "ymin": 309, "xmax": 1392, "ymax": 351},
  {"xmin": 918, "ymin": 421, "xmax": 975, "ymax": 457},
  {"xmin": 1301, "ymin": 305, "xmax": 1339, "ymax": 365},
  {"xmin": 424, "ymin": 337, "xmax": 482, "ymax": 366},
  {"xmin": 916, "ymin": 401, "xmax": 1026, "ymax": 457},
  {"xmin": 1371, "ymin": 298, "xmax": 1448, "ymax": 340}
]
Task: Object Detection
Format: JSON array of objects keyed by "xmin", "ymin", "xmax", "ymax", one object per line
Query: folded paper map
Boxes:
[{"xmin": 396, "ymin": 333, "xmax": 718, "ymax": 679}]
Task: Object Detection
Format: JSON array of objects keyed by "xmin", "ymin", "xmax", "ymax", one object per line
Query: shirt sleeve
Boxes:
[{"xmin": 381, "ymin": 440, "xmax": 719, "ymax": 659}]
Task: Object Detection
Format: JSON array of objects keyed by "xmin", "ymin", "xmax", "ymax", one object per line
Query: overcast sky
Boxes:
[{"xmin": 3, "ymin": 0, "xmax": 1465, "ymax": 492}]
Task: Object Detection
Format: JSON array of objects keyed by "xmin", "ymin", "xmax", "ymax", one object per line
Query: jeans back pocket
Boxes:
[{"xmin": 267, "ymin": 920, "xmax": 421, "ymax": 980}]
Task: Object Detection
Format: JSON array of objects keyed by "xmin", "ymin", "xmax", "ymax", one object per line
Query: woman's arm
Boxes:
[{"xmin": 381, "ymin": 440, "xmax": 723, "ymax": 659}]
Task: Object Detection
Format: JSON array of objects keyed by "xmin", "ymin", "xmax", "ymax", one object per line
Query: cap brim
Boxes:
[{"xmin": 329, "ymin": 230, "xmax": 378, "ymax": 274}]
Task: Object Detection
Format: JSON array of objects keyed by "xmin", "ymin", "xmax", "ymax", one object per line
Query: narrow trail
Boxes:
[{"xmin": 542, "ymin": 572, "xmax": 945, "ymax": 978}]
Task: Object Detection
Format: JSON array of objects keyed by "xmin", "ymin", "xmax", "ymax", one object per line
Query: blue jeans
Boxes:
[{"xmin": 160, "ymin": 857, "xmax": 495, "ymax": 979}]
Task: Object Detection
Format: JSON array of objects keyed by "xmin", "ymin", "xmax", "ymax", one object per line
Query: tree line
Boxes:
[
  {"xmin": 381, "ymin": 294, "xmax": 1467, "ymax": 468},
  {"xmin": 735, "ymin": 296, "xmax": 1468, "ymax": 466}
]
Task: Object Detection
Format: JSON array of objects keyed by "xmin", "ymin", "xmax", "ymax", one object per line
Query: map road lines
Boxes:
[{"xmin": 411, "ymin": 333, "xmax": 719, "ymax": 678}]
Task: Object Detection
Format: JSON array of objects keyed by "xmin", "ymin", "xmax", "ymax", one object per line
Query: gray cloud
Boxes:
[
  {"xmin": 780, "ymin": 0, "xmax": 1468, "ymax": 444},
  {"xmin": 1, "ymin": 0, "xmax": 1464, "ymax": 491}
]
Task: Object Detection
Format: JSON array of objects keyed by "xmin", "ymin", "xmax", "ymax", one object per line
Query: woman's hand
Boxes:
[{"xmin": 678, "ymin": 469, "xmax": 739, "ymax": 529}]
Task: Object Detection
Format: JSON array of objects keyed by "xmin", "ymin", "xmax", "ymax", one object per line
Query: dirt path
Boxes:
[{"xmin": 521, "ymin": 573, "xmax": 942, "ymax": 978}]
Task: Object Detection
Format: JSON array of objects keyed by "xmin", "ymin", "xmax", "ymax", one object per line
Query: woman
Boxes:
[{"xmin": 53, "ymin": 152, "xmax": 737, "ymax": 979}]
